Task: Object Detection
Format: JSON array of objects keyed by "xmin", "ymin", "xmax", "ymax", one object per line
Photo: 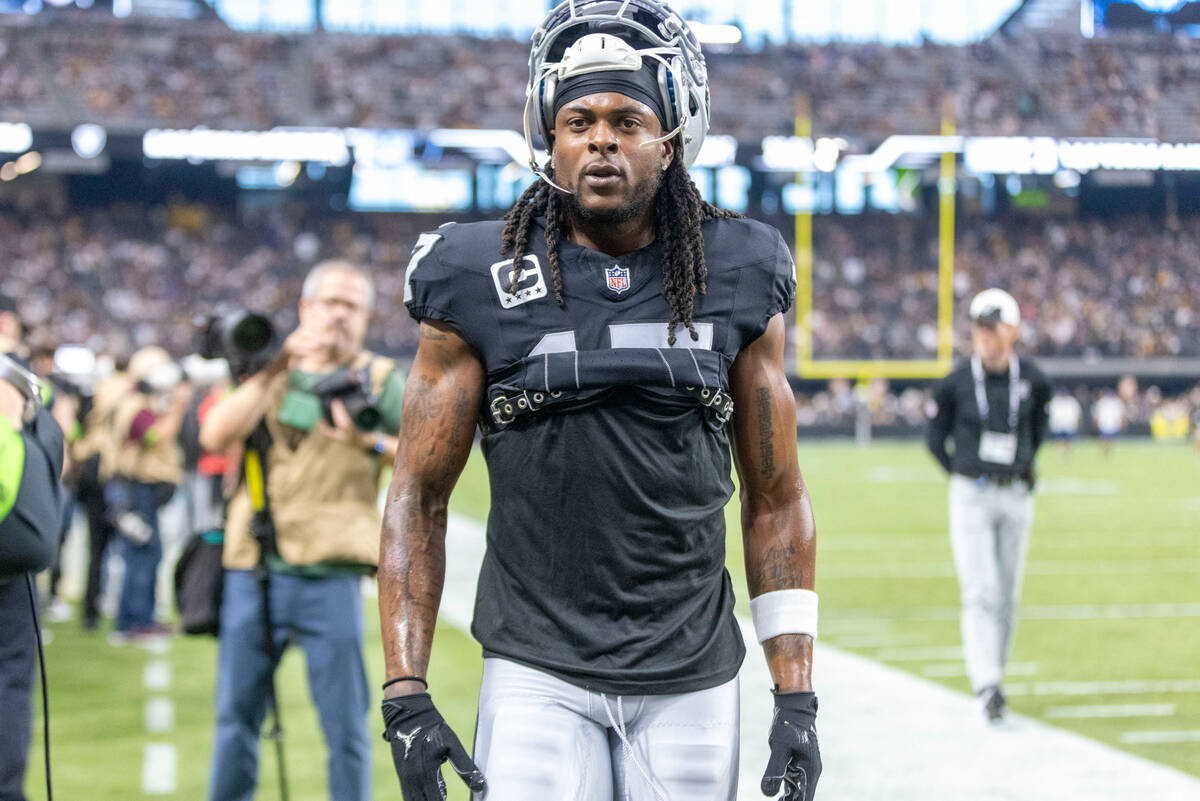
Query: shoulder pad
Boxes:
[
  {"xmin": 703, "ymin": 217, "xmax": 795, "ymax": 346},
  {"xmin": 403, "ymin": 220, "xmax": 509, "ymax": 342},
  {"xmin": 701, "ymin": 217, "xmax": 790, "ymax": 273}
]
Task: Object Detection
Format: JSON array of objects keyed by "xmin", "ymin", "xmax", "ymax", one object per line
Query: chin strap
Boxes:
[
  {"xmin": 640, "ymin": 121, "xmax": 683, "ymax": 150},
  {"xmin": 522, "ymin": 77, "xmax": 574, "ymax": 195}
]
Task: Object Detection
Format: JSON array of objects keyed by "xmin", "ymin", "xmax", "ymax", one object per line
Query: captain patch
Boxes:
[{"xmin": 490, "ymin": 255, "xmax": 548, "ymax": 309}]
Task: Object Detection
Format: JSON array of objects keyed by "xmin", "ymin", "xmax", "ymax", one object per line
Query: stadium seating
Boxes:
[{"xmin": 3, "ymin": 17, "xmax": 1199, "ymax": 140}]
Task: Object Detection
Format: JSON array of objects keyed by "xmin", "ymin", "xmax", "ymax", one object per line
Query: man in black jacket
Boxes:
[{"xmin": 926, "ymin": 288, "xmax": 1051, "ymax": 723}]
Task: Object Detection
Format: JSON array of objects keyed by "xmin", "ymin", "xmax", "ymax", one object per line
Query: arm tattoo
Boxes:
[
  {"xmin": 749, "ymin": 540, "xmax": 804, "ymax": 594},
  {"xmin": 756, "ymin": 387, "xmax": 775, "ymax": 480},
  {"xmin": 421, "ymin": 327, "xmax": 449, "ymax": 342},
  {"xmin": 378, "ymin": 336, "xmax": 481, "ymax": 681}
]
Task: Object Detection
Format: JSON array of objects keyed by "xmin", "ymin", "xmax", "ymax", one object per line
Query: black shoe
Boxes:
[{"xmin": 979, "ymin": 686, "xmax": 1007, "ymax": 722}]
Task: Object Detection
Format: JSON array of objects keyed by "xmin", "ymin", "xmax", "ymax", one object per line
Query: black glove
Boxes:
[
  {"xmin": 761, "ymin": 691, "xmax": 821, "ymax": 801},
  {"xmin": 382, "ymin": 692, "xmax": 487, "ymax": 801}
]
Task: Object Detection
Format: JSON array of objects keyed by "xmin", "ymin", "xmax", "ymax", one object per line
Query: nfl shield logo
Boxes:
[{"xmin": 606, "ymin": 264, "xmax": 630, "ymax": 294}]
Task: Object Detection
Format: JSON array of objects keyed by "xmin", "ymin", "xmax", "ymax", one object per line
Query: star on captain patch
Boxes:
[{"xmin": 605, "ymin": 264, "xmax": 630, "ymax": 294}]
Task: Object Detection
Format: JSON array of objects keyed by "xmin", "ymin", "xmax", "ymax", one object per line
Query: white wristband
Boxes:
[{"xmin": 749, "ymin": 589, "xmax": 819, "ymax": 643}]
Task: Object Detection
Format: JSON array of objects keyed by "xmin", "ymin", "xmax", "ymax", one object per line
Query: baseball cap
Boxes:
[
  {"xmin": 0, "ymin": 293, "xmax": 17, "ymax": 316},
  {"xmin": 969, "ymin": 288, "xmax": 1020, "ymax": 327}
]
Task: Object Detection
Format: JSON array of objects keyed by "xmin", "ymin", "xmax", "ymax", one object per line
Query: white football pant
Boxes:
[
  {"xmin": 473, "ymin": 657, "xmax": 739, "ymax": 801},
  {"xmin": 948, "ymin": 474, "xmax": 1034, "ymax": 693}
]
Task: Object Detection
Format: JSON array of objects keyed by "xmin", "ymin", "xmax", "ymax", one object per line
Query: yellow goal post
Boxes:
[{"xmin": 793, "ymin": 103, "xmax": 957, "ymax": 382}]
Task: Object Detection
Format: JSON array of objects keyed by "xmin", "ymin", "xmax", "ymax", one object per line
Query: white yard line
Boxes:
[
  {"xmin": 138, "ymin": 641, "xmax": 176, "ymax": 794},
  {"xmin": 1046, "ymin": 704, "xmax": 1176, "ymax": 720},
  {"xmin": 1007, "ymin": 679, "xmax": 1200, "ymax": 697},
  {"xmin": 1036, "ymin": 478, "xmax": 1120, "ymax": 496},
  {"xmin": 143, "ymin": 660, "xmax": 171, "ymax": 691},
  {"xmin": 819, "ymin": 560, "xmax": 1200, "ymax": 578},
  {"xmin": 1019, "ymin": 603, "xmax": 1200, "ymax": 619},
  {"xmin": 1120, "ymin": 731, "xmax": 1200, "ymax": 745},
  {"xmin": 822, "ymin": 531, "xmax": 1200, "ymax": 548},
  {"xmin": 144, "ymin": 698, "xmax": 175, "ymax": 733},
  {"xmin": 874, "ymin": 645, "xmax": 967, "ymax": 661},
  {"xmin": 861, "ymin": 470, "xmax": 1121, "ymax": 496},
  {"xmin": 825, "ymin": 631, "xmax": 929, "ymax": 648},
  {"xmin": 443, "ymin": 513, "xmax": 1200, "ymax": 801},
  {"xmin": 865, "ymin": 466, "xmax": 943, "ymax": 483},
  {"xmin": 141, "ymin": 744, "xmax": 178, "ymax": 795},
  {"xmin": 922, "ymin": 661, "xmax": 1040, "ymax": 678},
  {"xmin": 819, "ymin": 535, "xmax": 943, "ymax": 551},
  {"xmin": 827, "ymin": 602, "xmax": 1200, "ymax": 623}
]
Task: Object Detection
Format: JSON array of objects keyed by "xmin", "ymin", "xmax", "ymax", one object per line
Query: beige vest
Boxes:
[
  {"xmin": 111, "ymin": 392, "xmax": 183, "ymax": 485},
  {"xmin": 72, "ymin": 373, "xmax": 130, "ymax": 480},
  {"xmin": 223, "ymin": 353, "xmax": 394, "ymax": 572}
]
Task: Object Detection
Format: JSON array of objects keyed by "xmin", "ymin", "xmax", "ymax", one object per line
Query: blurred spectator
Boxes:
[
  {"xmin": 1150, "ymin": 399, "xmax": 1191, "ymax": 441},
  {"xmin": 1047, "ymin": 387, "xmax": 1083, "ymax": 452},
  {"xmin": 1092, "ymin": 389, "xmax": 1127, "ymax": 456}
]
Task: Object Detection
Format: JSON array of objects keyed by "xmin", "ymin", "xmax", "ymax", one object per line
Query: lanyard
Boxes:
[{"xmin": 971, "ymin": 355, "xmax": 1020, "ymax": 432}]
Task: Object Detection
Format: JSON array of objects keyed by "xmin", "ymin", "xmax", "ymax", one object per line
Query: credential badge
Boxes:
[{"xmin": 606, "ymin": 264, "xmax": 630, "ymax": 294}]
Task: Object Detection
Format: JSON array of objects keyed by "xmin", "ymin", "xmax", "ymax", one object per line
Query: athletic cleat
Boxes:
[{"xmin": 979, "ymin": 686, "xmax": 1007, "ymax": 722}]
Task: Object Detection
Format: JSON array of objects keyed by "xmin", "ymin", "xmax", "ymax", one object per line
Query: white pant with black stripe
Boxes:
[
  {"xmin": 472, "ymin": 657, "xmax": 739, "ymax": 801},
  {"xmin": 948, "ymin": 474, "xmax": 1034, "ymax": 693}
]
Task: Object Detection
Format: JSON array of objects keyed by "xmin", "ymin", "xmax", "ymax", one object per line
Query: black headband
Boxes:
[{"xmin": 553, "ymin": 65, "xmax": 669, "ymax": 131}]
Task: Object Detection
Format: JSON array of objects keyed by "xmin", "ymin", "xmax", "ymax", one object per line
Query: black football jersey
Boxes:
[{"xmin": 404, "ymin": 215, "xmax": 794, "ymax": 695}]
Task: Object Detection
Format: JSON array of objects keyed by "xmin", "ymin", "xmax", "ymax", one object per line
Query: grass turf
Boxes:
[{"xmin": 26, "ymin": 439, "xmax": 1200, "ymax": 799}]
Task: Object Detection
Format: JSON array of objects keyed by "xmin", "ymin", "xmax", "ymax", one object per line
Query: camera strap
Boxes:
[
  {"xmin": 242, "ymin": 419, "xmax": 290, "ymax": 801},
  {"xmin": 244, "ymin": 421, "xmax": 276, "ymax": 548},
  {"xmin": 26, "ymin": 572, "xmax": 54, "ymax": 801}
]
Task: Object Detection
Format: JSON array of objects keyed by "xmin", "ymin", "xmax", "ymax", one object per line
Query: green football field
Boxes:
[{"xmin": 26, "ymin": 439, "xmax": 1200, "ymax": 800}]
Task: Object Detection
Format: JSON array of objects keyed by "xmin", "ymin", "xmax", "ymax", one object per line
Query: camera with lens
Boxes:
[
  {"xmin": 311, "ymin": 366, "xmax": 382, "ymax": 432},
  {"xmin": 0, "ymin": 353, "xmax": 41, "ymax": 426},
  {"xmin": 195, "ymin": 309, "xmax": 277, "ymax": 378}
]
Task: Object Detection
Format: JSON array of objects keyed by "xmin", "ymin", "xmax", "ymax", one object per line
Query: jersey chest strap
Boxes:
[
  {"xmin": 487, "ymin": 384, "xmax": 734, "ymax": 429},
  {"xmin": 485, "ymin": 346, "xmax": 734, "ymax": 431}
]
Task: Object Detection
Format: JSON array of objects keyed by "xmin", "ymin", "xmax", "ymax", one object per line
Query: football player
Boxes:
[{"xmin": 377, "ymin": 2, "xmax": 821, "ymax": 799}]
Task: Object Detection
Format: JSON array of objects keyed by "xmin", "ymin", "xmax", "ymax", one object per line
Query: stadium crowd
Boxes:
[
  {"xmin": 810, "ymin": 214, "xmax": 1200, "ymax": 360},
  {"xmin": 3, "ymin": 203, "xmax": 1199, "ymax": 362},
  {"xmin": 4, "ymin": 16, "xmax": 1200, "ymax": 140},
  {"xmin": 0, "ymin": 202, "xmax": 426, "ymax": 357},
  {"xmin": 792, "ymin": 376, "xmax": 1200, "ymax": 437}
]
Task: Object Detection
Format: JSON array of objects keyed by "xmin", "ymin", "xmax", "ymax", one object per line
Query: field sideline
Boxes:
[{"xmin": 25, "ymin": 439, "xmax": 1200, "ymax": 800}]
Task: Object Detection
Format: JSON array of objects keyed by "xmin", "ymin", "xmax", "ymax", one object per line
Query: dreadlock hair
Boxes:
[{"xmin": 500, "ymin": 153, "xmax": 742, "ymax": 346}]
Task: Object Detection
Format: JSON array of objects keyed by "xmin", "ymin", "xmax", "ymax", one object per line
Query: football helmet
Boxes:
[{"xmin": 524, "ymin": 0, "xmax": 711, "ymax": 191}]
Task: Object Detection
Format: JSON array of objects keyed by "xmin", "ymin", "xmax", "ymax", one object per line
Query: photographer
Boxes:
[
  {"xmin": 107, "ymin": 346, "xmax": 192, "ymax": 644},
  {"xmin": 199, "ymin": 261, "xmax": 403, "ymax": 801},
  {"xmin": 72, "ymin": 352, "xmax": 131, "ymax": 631},
  {"xmin": 1, "ymin": 294, "xmax": 66, "ymax": 801}
]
